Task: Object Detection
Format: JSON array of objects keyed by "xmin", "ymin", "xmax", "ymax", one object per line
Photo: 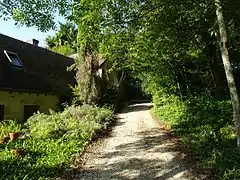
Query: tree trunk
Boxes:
[{"xmin": 215, "ymin": 0, "xmax": 240, "ymax": 146}]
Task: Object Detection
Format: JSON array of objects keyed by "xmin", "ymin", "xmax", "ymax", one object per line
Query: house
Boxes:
[{"xmin": 0, "ymin": 34, "xmax": 75, "ymax": 120}]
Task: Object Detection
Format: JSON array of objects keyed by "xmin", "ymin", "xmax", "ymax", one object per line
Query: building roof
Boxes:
[{"xmin": 0, "ymin": 33, "xmax": 75, "ymax": 94}]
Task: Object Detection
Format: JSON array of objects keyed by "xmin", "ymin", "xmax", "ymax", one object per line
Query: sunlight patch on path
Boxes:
[{"xmin": 73, "ymin": 103, "xmax": 197, "ymax": 180}]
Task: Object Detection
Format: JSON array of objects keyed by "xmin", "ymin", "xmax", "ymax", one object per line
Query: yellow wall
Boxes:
[{"xmin": 0, "ymin": 91, "xmax": 59, "ymax": 120}]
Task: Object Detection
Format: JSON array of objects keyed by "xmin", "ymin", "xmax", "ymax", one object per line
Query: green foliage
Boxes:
[
  {"xmin": 27, "ymin": 105, "xmax": 113, "ymax": 140},
  {"xmin": 49, "ymin": 44, "xmax": 75, "ymax": 56},
  {"xmin": 0, "ymin": 105, "xmax": 113, "ymax": 179},
  {"xmin": 0, "ymin": 139, "xmax": 80, "ymax": 179},
  {"xmin": 223, "ymin": 168, "xmax": 240, "ymax": 180},
  {"xmin": 0, "ymin": 120, "xmax": 22, "ymax": 136},
  {"xmin": 0, "ymin": 122, "xmax": 7, "ymax": 137},
  {"xmin": 1, "ymin": 0, "xmax": 240, "ymax": 97},
  {"xmin": 2, "ymin": 0, "xmax": 240, "ymax": 178},
  {"xmin": 45, "ymin": 22, "xmax": 77, "ymax": 56},
  {"xmin": 0, "ymin": 0, "xmax": 71, "ymax": 31},
  {"xmin": 152, "ymin": 94, "xmax": 240, "ymax": 179},
  {"xmin": 46, "ymin": 22, "xmax": 77, "ymax": 48},
  {"xmin": 45, "ymin": 21, "xmax": 77, "ymax": 56}
]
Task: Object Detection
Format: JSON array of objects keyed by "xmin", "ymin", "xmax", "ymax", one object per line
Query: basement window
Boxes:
[
  {"xmin": 24, "ymin": 105, "xmax": 40, "ymax": 120},
  {"xmin": 4, "ymin": 50, "xmax": 23, "ymax": 67},
  {"xmin": 0, "ymin": 105, "xmax": 4, "ymax": 120}
]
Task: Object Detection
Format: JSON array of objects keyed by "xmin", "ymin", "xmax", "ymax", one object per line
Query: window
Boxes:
[
  {"xmin": 24, "ymin": 105, "xmax": 40, "ymax": 120},
  {"xmin": 4, "ymin": 50, "xmax": 23, "ymax": 67},
  {"xmin": 0, "ymin": 105, "xmax": 4, "ymax": 120}
]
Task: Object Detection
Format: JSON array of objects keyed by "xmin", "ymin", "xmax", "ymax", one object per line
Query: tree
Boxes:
[
  {"xmin": 71, "ymin": 47, "xmax": 101, "ymax": 104},
  {"xmin": 0, "ymin": 0, "xmax": 105, "ymax": 104},
  {"xmin": 2, "ymin": 0, "xmax": 240, "ymax": 141},
  {"xmin": 46, "ymin": 22, "xmax": 77, "ymax": 48},
  {"xmin": 45, "ymin": 22, "xmax": 77, "ymax": 56},
  {"xmin": 215, "ymin": 0, "xmax": 240, "ymax": 146}
]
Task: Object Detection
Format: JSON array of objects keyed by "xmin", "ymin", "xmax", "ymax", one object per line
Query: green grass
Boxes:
[
  {"xmin": 153, "ymin": 94, "xmax": 240, "ymax": 180},
  {"xmin": 0, "ymin": 104, "xmax": 113, "ymax": 180}
]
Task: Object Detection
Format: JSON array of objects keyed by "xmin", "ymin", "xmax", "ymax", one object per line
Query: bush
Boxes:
[
  {"xmin": 152, "ymin": 93, "xmax": 239, "ymax": 179},
  {"xmin": 0, "ymin": 105, "xmax": 113, "ymax": 179},
  {"xmin": 27, "ymin": 105, "xmax": 113, "ymax": 140}
]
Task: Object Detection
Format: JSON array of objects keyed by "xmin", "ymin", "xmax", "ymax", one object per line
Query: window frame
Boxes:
[{"xmin": 4, "ymin": 50, "xmax": 24, "ymax": 68}]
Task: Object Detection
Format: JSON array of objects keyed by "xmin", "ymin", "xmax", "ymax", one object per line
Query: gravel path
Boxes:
[{"xmin": 73, "ymin": 103, "xmax": 197, "ymax": 180}]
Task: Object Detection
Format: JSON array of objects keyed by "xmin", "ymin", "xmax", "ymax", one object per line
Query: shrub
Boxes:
[
  {"xmin": 152, "ymin": 93, "xmax": 237, "ymax": 179},
  {"xmin": 27, "ymin": 111, "xmax": 65, "ymax": 139},
  {"xmin": 0, "ymin": 105, "xmax": 113, "ymax": 179},
  {"xmin": 223, "ymin": 168, "xmax": 240, "ymax": 180},
  {"xmin": 27, "ymin": 105, "xmax": 113, "ymax": 140},
  {"xmin": 0, "ymin": 120, "xmax": 22, "ymax": 136}
]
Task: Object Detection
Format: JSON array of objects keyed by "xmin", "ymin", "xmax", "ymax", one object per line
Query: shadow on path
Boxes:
[{"xmin": 62, "ymin": 102, "xmax": 201, "ymax": 180}]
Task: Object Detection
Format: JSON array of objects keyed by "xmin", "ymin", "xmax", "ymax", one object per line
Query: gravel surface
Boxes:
[{"xmin": 72, "ymin": 103, "xmax": 197, "ymax": 180}]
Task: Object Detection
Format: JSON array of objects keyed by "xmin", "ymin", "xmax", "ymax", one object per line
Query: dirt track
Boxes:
[{"xmin": 72, "ymin": 102, "xmax": 197, "ymax": 180}]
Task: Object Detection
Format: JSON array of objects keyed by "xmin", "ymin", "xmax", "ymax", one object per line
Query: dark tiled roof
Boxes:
[
  {"xmin": 0, "ymin": 34, "xmax": 75, "ymax": 94},
  {"xmin": 0, "ymin": 64, "xmax": 54, "ymax": 93}
]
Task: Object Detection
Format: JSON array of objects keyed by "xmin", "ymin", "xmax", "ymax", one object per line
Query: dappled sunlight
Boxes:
[{"xmin": 68, "ymin": 102, "xmax": 196, "ymax": 180}]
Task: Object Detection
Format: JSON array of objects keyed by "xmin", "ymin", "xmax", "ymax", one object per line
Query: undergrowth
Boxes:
[
  {"xmin": 0, "ymin": 104, "xmax": 113, "ymax": 180},
  {"xmin": 153, "ymin": 94, "xmax": 240, "ymax": 180}
]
